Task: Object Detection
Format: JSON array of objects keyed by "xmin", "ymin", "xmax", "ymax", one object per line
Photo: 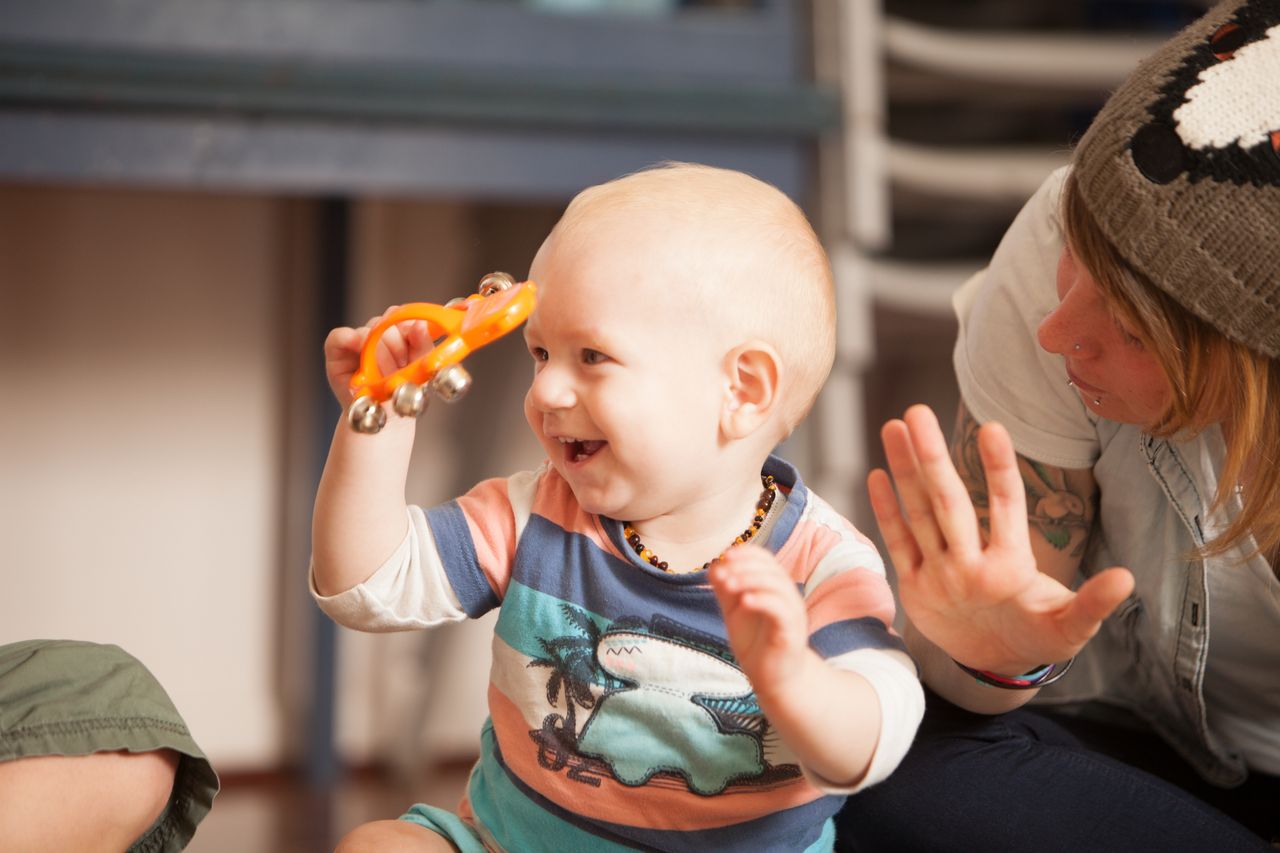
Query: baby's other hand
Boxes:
[
  {"xmin": 323, "ymin": 306, "xmax": 433, "ymax": 405},
  {"xmin": 710, "ymin": 544, "xmax": 810, "ymax": 699}
]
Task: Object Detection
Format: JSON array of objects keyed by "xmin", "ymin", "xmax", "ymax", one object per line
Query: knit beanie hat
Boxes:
[{"xmin": 1073, "ymin": 0, "xmax": 1280, "ymax": 358}]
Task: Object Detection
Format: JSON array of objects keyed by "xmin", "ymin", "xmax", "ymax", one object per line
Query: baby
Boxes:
[{"xmin": 312, "ymin": 162, "xmax": 923, "ymax": 852}]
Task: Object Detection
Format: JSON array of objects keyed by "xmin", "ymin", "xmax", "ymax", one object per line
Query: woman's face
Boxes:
[{"xmin": 1036, "ymin": 245, "xmax": 1173, "ymax": 427}]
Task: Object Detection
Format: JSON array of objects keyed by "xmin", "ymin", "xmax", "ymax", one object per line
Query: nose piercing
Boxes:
[{"xmin": 1073, "ymin": 343, "xmax": 1082, "ymax": 351}]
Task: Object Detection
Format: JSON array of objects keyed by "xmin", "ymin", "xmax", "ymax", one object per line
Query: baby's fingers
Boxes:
[
  {"xmin": 401, "ymin": 319, "xmax": 434, "ymax": 359},
  {"xmin": 717, "ymin": 549, "xmax": 804, "ymax": 614},
  {"xmin": 324, "ymin": 327, "xmax": 367, "ymax": 400},
  {"xmin": 714, "ymin": 546, "xmax": 791, "ymax": 588},
  {"xmin": 324, "ymin": 326, "xmax": 365, "ymax": 360}
]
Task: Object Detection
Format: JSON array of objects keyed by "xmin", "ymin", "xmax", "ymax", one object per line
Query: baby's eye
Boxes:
[
  {"xmin": 529, "ymin": 346, "xmax": 548, "ymax": 362},
  {"xmin": 581, "ymin": 348, "xmax": 608, "ymax": 365}
]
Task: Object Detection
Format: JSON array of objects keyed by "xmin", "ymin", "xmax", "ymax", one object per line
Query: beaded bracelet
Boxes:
[{"xmin": 954, "ymin": 656, "xmax": 1075, "ymax": 690}]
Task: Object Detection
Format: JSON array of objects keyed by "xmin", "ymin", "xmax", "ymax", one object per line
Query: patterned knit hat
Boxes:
[{"xmin": 1073, "ymin": 0, "xmax": 1280, "ymax": 357}]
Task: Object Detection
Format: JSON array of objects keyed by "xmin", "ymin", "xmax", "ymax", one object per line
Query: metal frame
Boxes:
[{"xmin": 0, "ymin": 0, "xmax": 838, "ymax": 198}]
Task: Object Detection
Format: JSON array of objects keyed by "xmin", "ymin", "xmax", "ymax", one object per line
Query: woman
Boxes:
[{"xmin": 837, "ymin": 1, "xmax": 1280, "ymax": 850}]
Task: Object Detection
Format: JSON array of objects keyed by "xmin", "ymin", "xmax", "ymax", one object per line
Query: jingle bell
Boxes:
[
  {"xmin": 348, "ymin": 396, "xmax": 387, "ymax": 434},
  {"xmin": 391, "ymin": 382, "xmax": 428, "ymax": 417},
  {"xmin": 430, "ymin": 364, "xmax": 472, "ymax": 402},
  {"xmin": 477, "ymin": 271, "xmax": 516, "ymax": 297}
]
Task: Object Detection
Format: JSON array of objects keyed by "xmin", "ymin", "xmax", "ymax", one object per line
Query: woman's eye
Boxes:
[
  {"xmin": 581, "ymin": 349, "xmax": 607, "ymax": 365},
  {"xmin": 1113, "ymin": 320, "xmax": 1144, "ymax": 349}
]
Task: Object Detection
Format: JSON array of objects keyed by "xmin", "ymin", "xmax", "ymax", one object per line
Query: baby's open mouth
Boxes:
[{"xmin": 559, "ymin": 437, "xmax": 606, "ymax": 463}]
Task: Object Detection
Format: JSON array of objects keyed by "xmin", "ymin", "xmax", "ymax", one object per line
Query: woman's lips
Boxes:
[{"xmin": 1066, "ymin": 367, "xmax": 1105, "ymax": 396}]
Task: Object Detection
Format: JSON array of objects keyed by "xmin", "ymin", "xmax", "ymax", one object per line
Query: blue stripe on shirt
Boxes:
[
  {"xmin": 512, "ymin": 515, "xmax": 732, "ymax": 640},
  {"xmin": 809, "ymin": 616, "xmax": 907, "ymax": 658},
  {"xmin": 426, "ymin": 500, "xmax": 500, "ymax": 617}
]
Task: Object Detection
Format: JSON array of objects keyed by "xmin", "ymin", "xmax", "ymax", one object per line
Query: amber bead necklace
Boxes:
[{"xmin": 622, "ymin": 474, "xmax": 777, "ymax": 573}]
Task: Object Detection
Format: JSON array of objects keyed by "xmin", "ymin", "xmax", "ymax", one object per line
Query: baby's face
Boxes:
[{"xmin": 521, "ymin": 227, "xmax": 731, "ymax": 523}]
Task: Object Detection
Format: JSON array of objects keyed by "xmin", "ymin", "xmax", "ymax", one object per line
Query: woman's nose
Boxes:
[
  {"xmin": 1036, "ymin": 292, "xmax": 1096, "ymax": 357},
  {"xmin": 1037, "ymin": 304, "xmax": 1075, "ymax": 356}
]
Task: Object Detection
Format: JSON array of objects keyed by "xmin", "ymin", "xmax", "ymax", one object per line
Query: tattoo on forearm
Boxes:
[
  {"xmin": 951, "ymin": 408, "xmax": 990, "ymax": 523},
  {"xmin": 952, "ymin": 405, "xmax": 1094, "ymax": 555},
  {"xmin": 1023, "ymin": 459, "xmax": 1092, "ymax": 555}
]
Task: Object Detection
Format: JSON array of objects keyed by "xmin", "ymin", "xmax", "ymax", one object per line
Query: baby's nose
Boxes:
[{"xmin": 530, "ymin": 365, "xmax": 575, "ymax": 410}]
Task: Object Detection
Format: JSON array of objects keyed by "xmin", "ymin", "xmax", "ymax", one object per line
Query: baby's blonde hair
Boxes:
[{"xmin": 553, "ymin": 162, "xmax": 836, "ymax": 434}]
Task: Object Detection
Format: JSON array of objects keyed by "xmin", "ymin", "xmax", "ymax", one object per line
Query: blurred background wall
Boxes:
[{"xmin": 0, "ymin": 0, "xmax": 1212, "ymax": 842}]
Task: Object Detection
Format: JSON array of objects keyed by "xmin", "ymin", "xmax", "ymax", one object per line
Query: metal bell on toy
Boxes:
[
  {"xmin": 478, "ymin": 271, "xmax": 516, "ymax": 297},
  {"xmin": 430, "ymin": 364, "xmax": 472, "ymax": 402},
  {"xmin": 345, "ymin": 271, "xmax": 536, "ymax": 433},
  {"xmin": 391, "ymin": 382, "xmax": 428, "ymax": 418},
  {"xmin": 348, "ymin": 395, "xmax": 387, "ymax": 434}
]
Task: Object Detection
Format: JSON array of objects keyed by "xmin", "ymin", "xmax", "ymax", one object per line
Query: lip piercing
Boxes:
[{"xmin": 1066, "ymin": 378, "xmax": 1102, "ymax": 407}]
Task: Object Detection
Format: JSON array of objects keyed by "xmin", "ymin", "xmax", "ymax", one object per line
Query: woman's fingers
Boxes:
[
  {"xmin": 880, "ymin": 418, "xmax": 947, "ymax": 555},
  {"xmin": 867, "ymin": 468, "xmax": 923, "ymax": 577},
  {"xmin": 1056, "ymin": 566, "xmax": 1135, "ymax": 647},
  {"xmin": 975, "ymin": 421, "xmax": 1030, "ymax": 551},
  {"xmin": 902, "ymin": 405, "xmax": 981, "ymax": 554}
]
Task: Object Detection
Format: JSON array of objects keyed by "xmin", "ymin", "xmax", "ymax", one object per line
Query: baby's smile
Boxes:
[{"xmin": 557, "ymin": 435, "xmax": 607, "ymax": 464}]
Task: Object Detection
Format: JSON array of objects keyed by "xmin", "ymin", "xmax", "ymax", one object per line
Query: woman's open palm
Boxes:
[{"xmin": 869, "ymin": 405, "xmax": 1134, "ymax": 675}]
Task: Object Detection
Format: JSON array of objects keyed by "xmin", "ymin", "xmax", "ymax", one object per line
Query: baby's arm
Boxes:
[
  {"xmin": 312, "ymin": 312, "xmax": 433, "ymax": 596},
  {"xmin": 710, "ymin": 545, "xmax": 920, "ymax": 788}
]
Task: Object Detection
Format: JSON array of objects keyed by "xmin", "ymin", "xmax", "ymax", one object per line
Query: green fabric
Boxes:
[
  {"xmin": 401, "ymin": 803, "xmax": 492, "ymax": 853},
  {"xmin": 0, "ymin": 639, "xmax": 219, "ymax": 851}
]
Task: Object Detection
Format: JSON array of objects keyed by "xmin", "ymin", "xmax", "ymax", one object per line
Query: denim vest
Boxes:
[{"xmin": 1038, "ymin": 418, "xmax": 1251, "ymax": 787}]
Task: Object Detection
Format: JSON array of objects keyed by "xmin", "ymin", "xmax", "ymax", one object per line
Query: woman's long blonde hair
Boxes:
[{"xmin": 1063, "ymin": 169, "xmax": 1280, "ymax": 560}]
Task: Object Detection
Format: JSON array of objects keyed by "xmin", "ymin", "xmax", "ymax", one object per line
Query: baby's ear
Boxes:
[{"xmin": 721, "ymin": 341, "xmax": 781, "ymax": 440}]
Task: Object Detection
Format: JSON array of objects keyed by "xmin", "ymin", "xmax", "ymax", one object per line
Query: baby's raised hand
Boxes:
[
  {"xmin": 710, "ymin": 545, "xmax": 810, "ymax": 698},
  {"xmin": 323, "ymin": 307, "xmax": 433, "ymax": 405}
]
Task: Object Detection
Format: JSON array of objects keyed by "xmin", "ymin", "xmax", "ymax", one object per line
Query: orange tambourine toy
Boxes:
[{"xmin": 347, "ymin": 272, "xmax": 537, "ymax": 434}]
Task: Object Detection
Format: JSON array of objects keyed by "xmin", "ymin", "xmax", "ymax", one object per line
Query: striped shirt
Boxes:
[{"xmin": 315, "ymin": 456, "xmax": 922, "ymax": 852}]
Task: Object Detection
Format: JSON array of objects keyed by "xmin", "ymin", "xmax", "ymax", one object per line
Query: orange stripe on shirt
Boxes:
[
  {"xmin": 527, "ymin": 467, "xmax": 618, "ymax": 556},
  {"xmin": 456, "ymin": 477, "xmax": 518, "ymax": 597},
  {"xmin": 804, "ymin": 566, "xmax": 897, "ymax": 634},
  {"xmin": 776, "ymin": 520, "xmax": 847, "ymax": 583}
]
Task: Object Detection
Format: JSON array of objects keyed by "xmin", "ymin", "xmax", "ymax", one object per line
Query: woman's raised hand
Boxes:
[{"xmin": 868, "ymin": 405, "xmax": 1134, "ymax": 675}]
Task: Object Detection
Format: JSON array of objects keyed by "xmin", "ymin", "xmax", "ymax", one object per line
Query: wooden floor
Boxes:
[{"xmin": 187, "ymin": 762, "xmax": 472, "ymax": 853}]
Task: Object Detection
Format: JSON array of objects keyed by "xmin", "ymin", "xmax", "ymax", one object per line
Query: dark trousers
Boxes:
[{"xmin": 835, "ymin": 690, "xmax": 1276, "ymax": 853}]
